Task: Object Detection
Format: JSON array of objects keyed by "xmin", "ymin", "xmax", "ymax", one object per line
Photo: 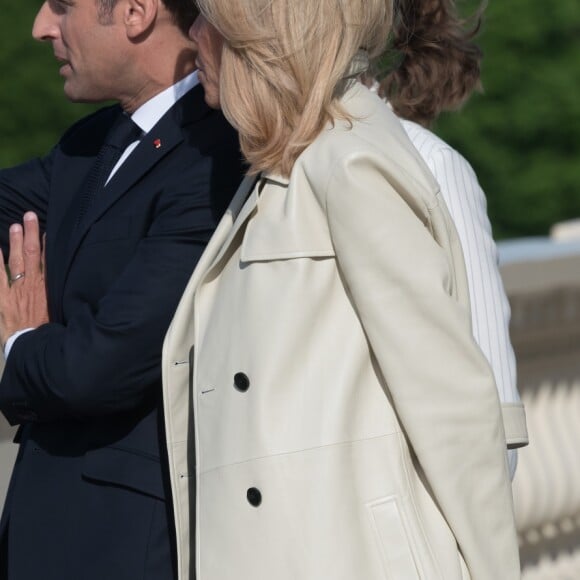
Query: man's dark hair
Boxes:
[{"xmin": 98, "ymin": 0, "xmax": 199, "ymax": 35}]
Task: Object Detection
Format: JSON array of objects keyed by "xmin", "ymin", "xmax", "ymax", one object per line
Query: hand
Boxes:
[{"xmin": 0, "ymin": 212, "xmax": 49, "ymax": 347}]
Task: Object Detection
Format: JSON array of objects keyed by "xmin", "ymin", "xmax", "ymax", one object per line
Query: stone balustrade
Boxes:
[{"xmin": 503, "ymin": 246, "xmax": 580, "ymax": 578}]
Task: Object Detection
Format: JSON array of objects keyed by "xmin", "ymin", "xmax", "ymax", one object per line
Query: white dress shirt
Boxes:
[
  {"xmin": 401, "ymin": 118, "xmax": 519, "ymax": 477},
  {"xmin": 4, "ymin": 71, "xmax": 200, "ymax": 357}
]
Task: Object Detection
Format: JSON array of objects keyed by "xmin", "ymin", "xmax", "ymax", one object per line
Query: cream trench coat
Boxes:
[{"xmin": 162, "ymin": 83, "xmax": 526, "ymax": 580}]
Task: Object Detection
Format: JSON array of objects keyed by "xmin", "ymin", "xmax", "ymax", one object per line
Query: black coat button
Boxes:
[
  {"xmin": 234, "ymin": 372, "xmax": 250, "ymax": 392},
  {"xmin": 247, "ymin": 487, "xmax": 262, "ymax": 507}
]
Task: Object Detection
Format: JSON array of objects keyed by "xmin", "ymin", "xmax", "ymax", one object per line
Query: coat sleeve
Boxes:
[
  {"xmin": 0, "ymin": 143, "xmax": 242, "ymax": 424},
  {"xmin": 319, "ymin": 145, "xmax": 521, "ymax": 579},
  {"xmin": 427, "ymin": 144, "xmax": 524, "ymax": 475}
]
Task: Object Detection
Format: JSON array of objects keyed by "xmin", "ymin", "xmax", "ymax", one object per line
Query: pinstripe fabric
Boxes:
[{"xmin": 401, "ymin": 118, "xmax": 519, "ymax": 477}]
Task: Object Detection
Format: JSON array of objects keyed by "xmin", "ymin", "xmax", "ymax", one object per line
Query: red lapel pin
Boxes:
[{"xmin": 153, "ymin": 138, "xmax": 162, "ymax": 149}]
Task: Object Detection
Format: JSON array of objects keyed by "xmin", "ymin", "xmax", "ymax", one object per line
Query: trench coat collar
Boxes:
[{"xmin": 201, "ymin": 173, "xmax": 262, "ymax": 280}]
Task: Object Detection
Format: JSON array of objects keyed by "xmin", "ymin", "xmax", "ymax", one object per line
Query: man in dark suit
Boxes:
[{"xmin": 0, "ymin": 1, "xmax": 242, "ymax": 578}]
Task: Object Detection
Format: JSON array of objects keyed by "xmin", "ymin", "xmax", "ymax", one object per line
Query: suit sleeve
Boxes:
[
  {"xmin": 0, "ymin": 143, "xmax": 242, "ymax": 423},
  {"xmin": 320, "ymin": 147, "xmax": 520, "ymax": 579},
  {"xmin": 0, "ymin": 153, "xmax": 53, "ymax": 250},
  {"xmin": 0, "ymin": 106, "xmax": 118, "ymax": 252}
]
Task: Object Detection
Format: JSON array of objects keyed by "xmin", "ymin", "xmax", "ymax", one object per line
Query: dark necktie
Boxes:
[{"xmin": 76, "ymin": 113, "xmax": 141, "ymax": 227}]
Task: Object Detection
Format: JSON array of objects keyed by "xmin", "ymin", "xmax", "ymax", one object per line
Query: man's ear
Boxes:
[{"xmin": 123, "ymin": 0, "xmax": 158, "ymax": 39}]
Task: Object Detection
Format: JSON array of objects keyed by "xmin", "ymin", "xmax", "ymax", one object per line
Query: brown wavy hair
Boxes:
[{"xmin": 379, "ymin": 0, "xmax": 485, "ymax": 127}]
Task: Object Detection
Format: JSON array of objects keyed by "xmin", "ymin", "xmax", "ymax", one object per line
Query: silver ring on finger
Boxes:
[{"xmin": 9, "ymin": 272, "xmax": 25, "ymax": 283}]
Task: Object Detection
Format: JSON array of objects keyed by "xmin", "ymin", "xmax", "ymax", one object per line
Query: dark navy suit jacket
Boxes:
[{"xmin": 0, "ymin": 85, "xmax": 242, "ymax": 580}]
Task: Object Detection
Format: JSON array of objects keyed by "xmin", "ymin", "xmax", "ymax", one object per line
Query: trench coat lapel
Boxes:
[
  {"xmin": 164, "ymin": 173, "xmax": 258, "ymax": 358},
  {"xmin": 200, "ymin": 174, "xmax": 260, "ymax": 281}
]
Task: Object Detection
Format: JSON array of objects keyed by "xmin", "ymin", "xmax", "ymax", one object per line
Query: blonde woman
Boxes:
[{"xmin": 162, "ymin": 1, "xmax": 521, "ymax": 578}]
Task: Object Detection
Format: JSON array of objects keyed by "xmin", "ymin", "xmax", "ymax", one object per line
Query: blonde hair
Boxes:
[{"xmin": 196, "ymin": 0, "xmax": 393, "ymax": 176}]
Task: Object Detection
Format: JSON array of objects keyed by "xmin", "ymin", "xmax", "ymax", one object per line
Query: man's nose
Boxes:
[{"xmin": 32, "ymin": 1, "xmax": 59, "ymax": 42}]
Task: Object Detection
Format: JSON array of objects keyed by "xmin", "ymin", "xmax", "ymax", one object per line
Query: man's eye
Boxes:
[{"xmin": 49, "ymin": 0, "xmax": 73, "ymax": 13}]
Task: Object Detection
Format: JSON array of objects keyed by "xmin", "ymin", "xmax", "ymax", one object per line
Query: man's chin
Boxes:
[
  {"xmin": 62, "ymin": 83, "xmax": 104, "ymax": 104},
  {"xmin": 62, "ymin": 81, "xmax": 82, "ymax": 103}
]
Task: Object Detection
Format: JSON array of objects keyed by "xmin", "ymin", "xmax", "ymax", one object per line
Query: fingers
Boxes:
[
  {"xmin": 8, "ymin": 212, "xmax": 42, "ymax": 285},
  {"xmin": 23, "ymin": 212, "xmax": 42, "ymax": 277},
  {"xmin": 8, "ymin": 223, "xmax": 25, "ymax": 283}
]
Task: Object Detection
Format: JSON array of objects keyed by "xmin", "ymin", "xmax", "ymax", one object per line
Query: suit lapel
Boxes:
[
  {"xmin": 61, "ymin": 119, "xmax": 185, "ymax": 277},
  {"xmin": 86, "ymin": 115, "xmax": 186, "ymax": 227},
  {"xmin": 52, "ymin": 86, "xmax": 211, "ymax": 316},
  {"xmin": 48, "ymin": 107, "xmax": 120, "ymax": 321}
]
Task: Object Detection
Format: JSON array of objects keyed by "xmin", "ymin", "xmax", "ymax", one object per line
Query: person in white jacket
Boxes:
[{"xmin": 379, "ymin": 0, "xmax": 526, "ymax": 476}]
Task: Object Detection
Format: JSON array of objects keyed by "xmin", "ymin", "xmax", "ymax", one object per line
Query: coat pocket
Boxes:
[
  {"xmin": 367, "ymin": 496, "xmax": 422, "ymax": 580},
  {"xmin": 82, "ymin": 446, "xmax": 166, "ymax": 500}
]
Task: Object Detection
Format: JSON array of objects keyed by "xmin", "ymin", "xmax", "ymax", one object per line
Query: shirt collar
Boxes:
[{"xmin": 130, "ymin": 70, "xmax": 200, "ymax": 134}]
